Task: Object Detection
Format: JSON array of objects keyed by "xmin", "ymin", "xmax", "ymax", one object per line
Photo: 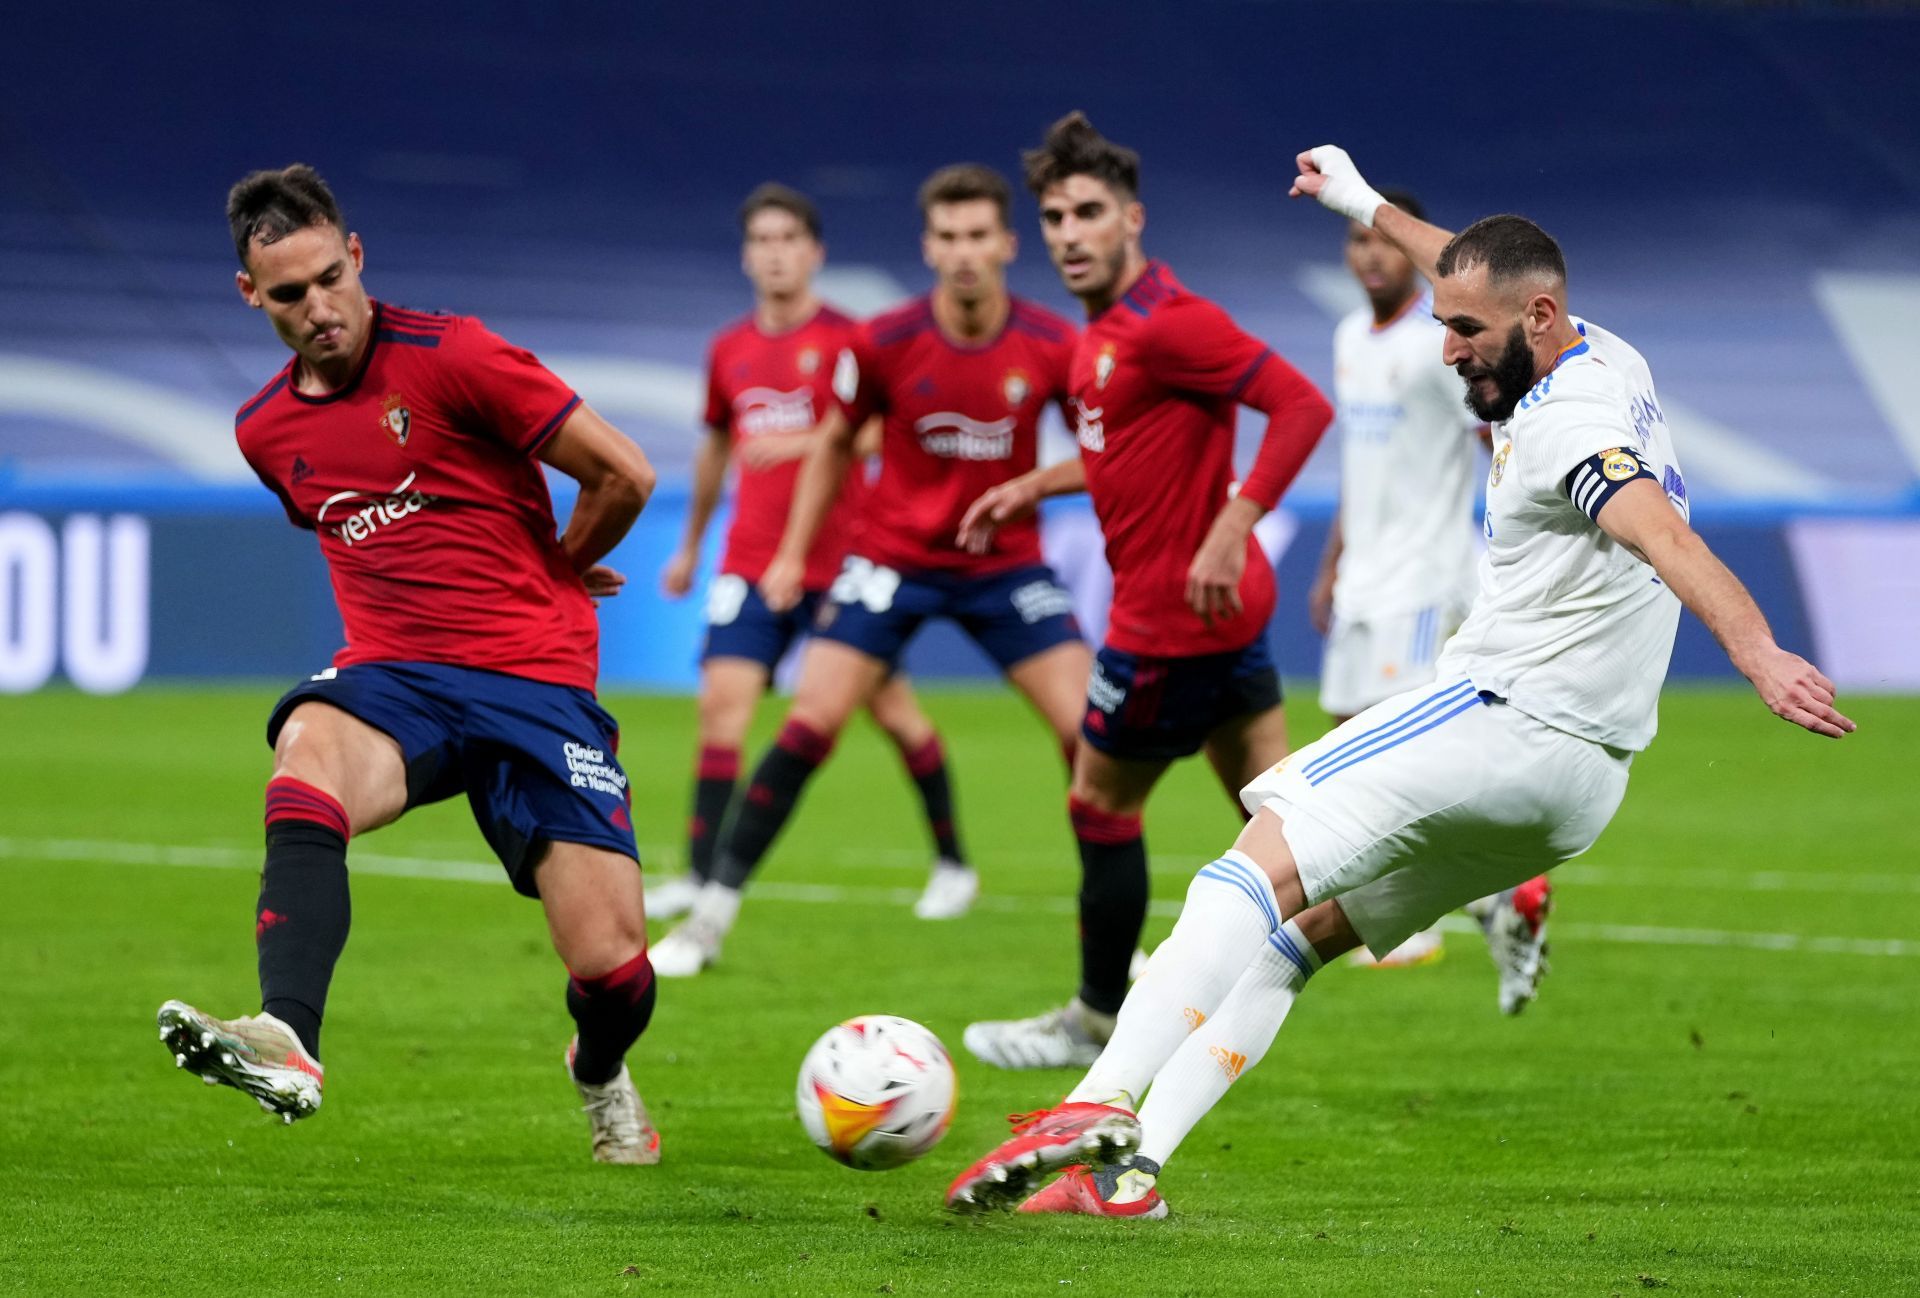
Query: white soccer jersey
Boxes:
[
  {"xmin": 1437, "ymin": 319, "xmax": 1687, "ymax": 751},
  {"xmin": 1330, "ymin": 292, "xmax": 1484, "ymax": 621}
]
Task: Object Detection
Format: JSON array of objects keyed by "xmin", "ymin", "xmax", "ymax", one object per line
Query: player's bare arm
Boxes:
[
  {"xmin": 1593, "ymin": 478, "xmax": 1854, "ymax": 738},
  {"xmin": 737, "ymin": 431, "xmax": 815, "ymax": 471},
  {"xmin": 663, "ymin": 426, "xmax": 731, "ymax": 598},
  {"xmin": 540, "ymin": 403, "xmax": 657, "ymax": 597},
  {"xmin": 956, "ymin": 456, "xmax": 1086, "ymax": 555},
  {"xmin": 761, "ymin": 405, "xmax": 857, "ymax": 611},
  {"xmin": 1291, "ymin": 146, "xmax": 1452, "ymax": 280}
]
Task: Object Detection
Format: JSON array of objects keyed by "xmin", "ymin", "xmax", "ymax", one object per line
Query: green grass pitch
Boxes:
[{"xmin": 2, "ymin": 684, "xmax": 1916, "ymax": 1296}]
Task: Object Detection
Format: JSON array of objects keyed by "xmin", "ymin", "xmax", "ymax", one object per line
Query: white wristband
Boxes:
[{"xmin": 1308, "ymin": 144, "xmax": 1386, "ymax": 228}]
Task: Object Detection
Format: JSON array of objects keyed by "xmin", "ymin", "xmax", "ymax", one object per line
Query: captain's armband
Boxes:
[{"xmin": 1564, "ymin": 446, "xmax": 1656, "ymax": 523}]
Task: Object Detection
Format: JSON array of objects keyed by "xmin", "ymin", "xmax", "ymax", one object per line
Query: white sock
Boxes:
[
  {"xmin": 1068, "ymin": 851, "xmax": 1281, "ymax": 1109},
  {"xmin": 1135, "ymin": 923, "xmax": 1317, "ymax": 1166}
]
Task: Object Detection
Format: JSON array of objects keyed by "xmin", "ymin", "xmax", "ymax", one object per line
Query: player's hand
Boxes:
[
  {"xmin": 738, "ymin": 433, "xmax": 811, "ymax": 471},
  {"xmin": 957, "ymin": 478, "xmax": 1041, "ymax": 555},
  {"xmin": 1289, "ymin": 145, "xmax": 1385, "ymax": 227},
  {"xmin": 759, "ymin": 551, "xmax": 806, "ymax": 613},
  {"xmin": 1739, "ymin": 644, "xmax": 1856, "ymax": 738},
  {"xmin": 1186, "ymin": 525, "xmax": 1247, "ymax": 625},
  {"xmin": 660, "ymin": 548, "xmax": 697, "ymax": 599},
  {"xmin": 1308, "ymin": 567, "xmax": 1336, "ymax": 637},
  {"xmin": 583, "ymin": 564, "xmax": 627, "ymax": 600}
]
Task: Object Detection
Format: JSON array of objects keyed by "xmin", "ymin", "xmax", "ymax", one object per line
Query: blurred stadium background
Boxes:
[{"xmin": 5, "ymin": 0, "xmax": 1919, "ymax": 696}]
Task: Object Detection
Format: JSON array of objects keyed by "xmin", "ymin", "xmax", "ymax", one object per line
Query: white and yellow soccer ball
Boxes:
[{"xmin": 795, "ymin": 1015, "xmax": 957, "ymax": 1171}]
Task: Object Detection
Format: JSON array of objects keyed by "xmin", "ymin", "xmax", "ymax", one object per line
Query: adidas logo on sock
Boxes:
[
  {"xmin": 1183, "ymin": 1007, "xmax": 1207, "ymax": 1031},
  {"xmin": 1209, "ymin": 1045, "xmax": 1247, "ymax": 1082}
]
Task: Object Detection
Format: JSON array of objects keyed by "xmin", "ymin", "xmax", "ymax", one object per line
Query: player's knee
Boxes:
[{"xmin": 695, "ymin": 688, "xmax": 756, "ymax": 745}]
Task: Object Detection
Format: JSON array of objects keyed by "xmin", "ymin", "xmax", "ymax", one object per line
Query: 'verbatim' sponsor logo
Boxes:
[
  {"xmin": 734, "ymin": 387, "xmax": 816, "ymax": 437},
  {"xmin": 316, "ymin": 472, "xmax": 436, "ymax": 547},
  {"xmin": 913, "ymin": 411, "xmax": 1015, "ymax": 461}
]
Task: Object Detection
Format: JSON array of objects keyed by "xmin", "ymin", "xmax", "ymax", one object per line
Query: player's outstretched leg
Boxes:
[
  {"xmin": 157, "ymin": 1000, "xmax": 324, "ymax": 1122},
  {"xmin": 544, "ymin": 843, "xmax": 662, "ymax": 1164},
  {"xmin": 867, "ymin": 675, "xmax": 977, "ymax": 920},
  {"xmin": 1471, "ymin": 874, "xmax": 1553, "ymax": 1014}
]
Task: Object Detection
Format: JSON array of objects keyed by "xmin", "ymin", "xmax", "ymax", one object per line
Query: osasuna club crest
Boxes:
[
  {"xmin": 797, "ymin": 346, "xmax": 821, "ymax": 376},
  {"xmin": 1002, "ymin": 369, "xmax": 1030, "ymax": 407},
  {"xmin": 1095, "ymin": 343, "xmax": 1117, "ymax": 390},
  {"xmin": 381, "ymin": 393, "xmax": 411, "ymax": 447}
]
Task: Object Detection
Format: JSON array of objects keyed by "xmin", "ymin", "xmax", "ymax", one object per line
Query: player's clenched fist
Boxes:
[
  {"xmin": 1290, "ymin": 145, "xmax": 1387, "ymax": 228},
  {"xmin": 759, "ymin": 551, "xmax": 806, "ymax": 613}
]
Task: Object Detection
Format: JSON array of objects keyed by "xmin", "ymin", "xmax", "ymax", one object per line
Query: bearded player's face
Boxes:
[
  {"xmin": 237, "ymin": 224, "xmax": 372, "ymax": 375},
  {"xmin": 922, "ymin": 199, "xmax": 1015, "ymax": 306},
  {"xmin": 742, "ymin": 208, "xmax": 822, "ymax": 300},
  {"xmin": 1435, "ymin": 264, "xmax": 1545, "ymax": 423},
  {"xmin": 1038, "ymin": 174, "xmax": 1139, "ymax": 302}
]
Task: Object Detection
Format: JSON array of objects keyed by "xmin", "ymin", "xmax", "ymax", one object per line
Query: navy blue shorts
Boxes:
[
  {"xmin": 699, "ymin": 574, "xmax": 823, "ymax": 671},
  {"xmin": 810, "ymin": 555, "xmax": 1082, "ymax": 672},
  {"xmin": 266, "ymin": 661, "xmax": 637, "ymax": 897},
  {"xmin": 1081, "ymin": 637, "xmax": 1284, "ymax": 761}
]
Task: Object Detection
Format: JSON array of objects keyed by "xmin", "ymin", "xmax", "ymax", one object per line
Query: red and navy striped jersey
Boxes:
[
  {"xmin": 838, "ymin": 294, "xmax": 1076, "ymax": 576},
  {"xmin": 235, "ymin": 300, "xmax": 599, "ymax": 691}
]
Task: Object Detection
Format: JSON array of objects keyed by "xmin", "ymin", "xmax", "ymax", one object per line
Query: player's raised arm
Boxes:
[
  {"xmin": 760, "ymin": 404, "xmax": 858, "ymax": 611},
  {"xmin": 1590, "ymin": 477, "xmax": 1854, "ymax": 738},
  {"xmin": 1291, "ymin": 146, "xmax": 1453, "ymax": 282},
  {"xmin": 540, "ymin": 402, "xmax": 657, "ymax": 596}
]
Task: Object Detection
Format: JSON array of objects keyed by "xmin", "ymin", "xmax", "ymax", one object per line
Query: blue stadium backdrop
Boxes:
[{"xmin": 3, "ymin": 0, "xmax": 1917, "ymax": 693}]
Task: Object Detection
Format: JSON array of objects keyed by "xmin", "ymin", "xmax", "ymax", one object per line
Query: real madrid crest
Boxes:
[
  {"xmin": 380, "ymin": 393, "xmax": 411, "ymax": 447},
  {"xmin": 797, "ymin": 346, "xmax": 821, "ymax": 376},
  {"xmin": 1489, "ymin": 440, "xmax": 1511, "ymax": 487},
  {"xmin": 1095, "ymin": 344, "xmax": 1117, "ymax": 390},
  {"xmin": 1002, "ymin": 369, "xmax": 1030, "ymax": 407},
  {"xmin": 1600, "ymin": 448, "xmax": 1638, "ymax": 481}
]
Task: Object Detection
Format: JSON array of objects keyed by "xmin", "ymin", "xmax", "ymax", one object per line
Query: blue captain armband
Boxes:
[{"xmin": 1564, "ymin": 446, "xmax": 1657, "ymax": 522}]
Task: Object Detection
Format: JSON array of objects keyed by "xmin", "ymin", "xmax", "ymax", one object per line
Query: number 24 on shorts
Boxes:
[{"xmin": 830, "ymin": 558, "xmax": 901, "ymax": 614}]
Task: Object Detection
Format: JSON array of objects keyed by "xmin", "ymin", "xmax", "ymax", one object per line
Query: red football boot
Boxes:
[
  {"xmin": 943, "ymin": 1102, "xmax": 1142, "ymax": 1213},
  {"xmin": 1020, "ymin": 1163, "xmax": 1169, "ymax": 1220}
]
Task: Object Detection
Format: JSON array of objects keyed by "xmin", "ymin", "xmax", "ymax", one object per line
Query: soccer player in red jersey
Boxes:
[
  {"xmin": 154, "ymin": 166, "xmax": 665, "ymax": 1164},
  {"xmin": 649, "ymin": 184, "xmax": 964, "ymax": 932},
  {"xmin": 957, "ymin": 114, "xmax": 1333, "ymax": 1071},
  {"xmin": 652, "ymin": 165, "xmax": 1092, "ymax": 974}
]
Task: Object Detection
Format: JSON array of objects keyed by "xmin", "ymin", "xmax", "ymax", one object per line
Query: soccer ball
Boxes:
[{"xmin": 795, "ymin": 1015, "xmax": 957, "ymax": 1171}]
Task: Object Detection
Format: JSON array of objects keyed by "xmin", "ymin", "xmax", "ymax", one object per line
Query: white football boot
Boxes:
[
  {"xmin": 1475, "ymin": 876, "xmax": 1553, "ymax": 1015},
  {"xmin": 565, "ymin": 1039, "xmax": 661, "ymax": 1164},
  {"xmin": 649, "ymin": 882, "xmax": 740, "ymax": 977},
  {"xmin": 913, "ymin": 860, "xmax": 980, "ymax": 920},
  {"xmin": 157, "ymin": 1000, "xmax": 323, "ymax": 1123},
  {"xmin": 963, "ymin": 998, "xmax": 1115, "ymax": 1071}
]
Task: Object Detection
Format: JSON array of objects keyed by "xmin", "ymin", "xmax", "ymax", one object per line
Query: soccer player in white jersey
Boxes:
[
  {"xmin": 1309, "ymin": 188, "xmax": 1553, "ymax": 993},
  {"xmin": 942, "ymin": 144, "xmax": 1853, "ymax": 1221}
]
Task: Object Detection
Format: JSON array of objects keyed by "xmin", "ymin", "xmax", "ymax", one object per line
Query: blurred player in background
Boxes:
[
  {"xmin": 650, "ymin": 184, "xmax": 963, "ymax": 927},
  {"xmin": 958, "ymin": 114, "xmax": 1333, "ymax": 1070},
  {"xmin": 945, "ymin": 145, "xmax": 1852, "ymax": 1220},
  {"xmin": 156, "ymin": 166, "xmax": 665, "ymax": 1165},
  {"xmin": 650, "ymin": 164, "xmax": 1090, "ymax": 975},
  {"xmin": 1309, "ymin": 188, "xmax": 1552, "ymax": 1000}
]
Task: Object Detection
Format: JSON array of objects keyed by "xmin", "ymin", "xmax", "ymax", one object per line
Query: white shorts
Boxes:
[
  {"xmin": 1318, "ymin": 603, "xmax": 1466, "ymax": 719},
  {"xmin": 1239, "ymin": 677, "xmax": 1631, "ymax": 958}
]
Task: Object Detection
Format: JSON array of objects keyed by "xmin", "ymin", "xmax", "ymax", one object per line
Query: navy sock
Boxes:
[
  {"xmin": 567, "ymin": 951, "xmax": 659, "ymax": 1085},
  {"xmin": 1070, "ymin": 796, "xmax": 1148, "ymax": 1017},
  {"xmin": 257, "ymin": 777, "xmax": 352, "ymax": 1059},
  {"xmin": 899, "ymin": 734, "xmax": 964, "ymax": 864},
  {"xmin": 688, "ymin": 745, "xmax": 739, "ymax": 883},
  {"xmin": 712, "ymin": 720, "xmax": 833, "ymax": 890}
]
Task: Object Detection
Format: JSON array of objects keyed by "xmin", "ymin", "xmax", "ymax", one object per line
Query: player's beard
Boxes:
[{"xmin": 1460, "ymin": 324, "xmax": 1538, "ymax": 423}]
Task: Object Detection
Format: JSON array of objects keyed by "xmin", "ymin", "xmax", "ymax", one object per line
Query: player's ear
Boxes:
[
  {"xmin": 1126, "ymin": 200, "xmax": 1146, "ymax": 240},
  {"xmin": 346, "ymin": 231, "xmax": 364, "ymax": 273},
  {"xmin": 236, "ymin": 268, "xmax": 261, "ymax": 309}
]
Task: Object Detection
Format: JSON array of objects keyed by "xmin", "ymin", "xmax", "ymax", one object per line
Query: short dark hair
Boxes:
[
  {"xmin": 739, "ymin": 183, "xmax": 821, "ymax": 241},
  {"xmin": 227, "ymin": 164, "xmax": 345, "ymax": 267},
  {"xmin": 1435, "ymin": 213, "xmax": 1567, "ymax": 286},
  {"xmin": 1376, "ymin": 187, "xmax": 1426, "ymax": 223},
  {"xmin": 1021, "ymin": 111, "xmax": 1140, "ymax": 199},
  {"xmin": 917, "ymin": 164, "xmax": 1013, "ymax": 228}
]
